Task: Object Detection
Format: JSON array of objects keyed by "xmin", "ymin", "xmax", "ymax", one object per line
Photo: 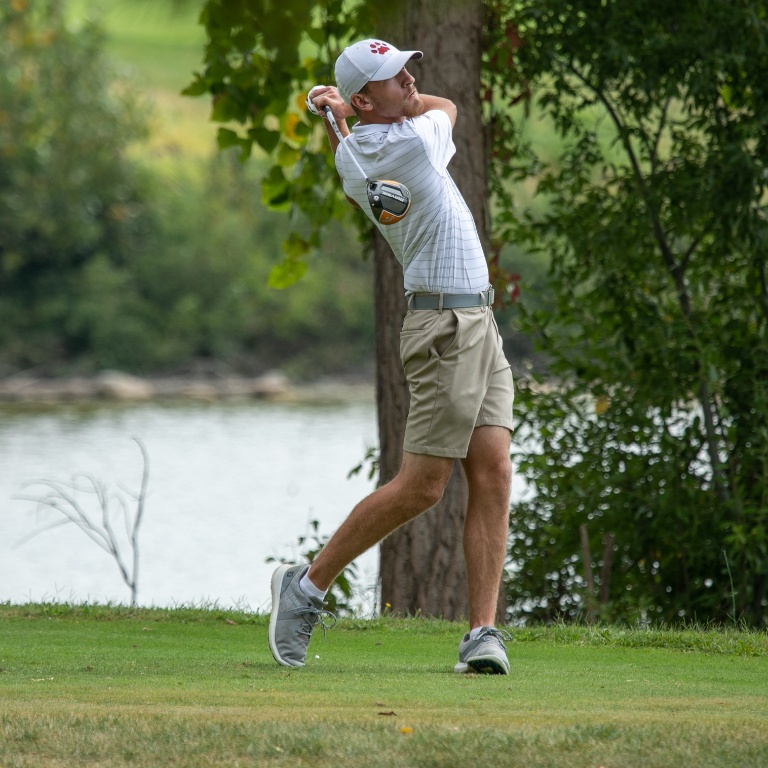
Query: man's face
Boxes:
[{"xmin": 362, "ymin": 68, "xmax": 423, "ymax": 122}]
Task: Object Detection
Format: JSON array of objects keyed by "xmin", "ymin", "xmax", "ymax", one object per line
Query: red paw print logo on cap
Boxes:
[{"xmin": 369, "ymin": 42, "xmax": 390, "ymax": 55}]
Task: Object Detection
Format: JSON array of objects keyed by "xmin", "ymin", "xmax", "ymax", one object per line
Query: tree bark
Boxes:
[
  {"xmin": 372, "ymin": 235, "xmax": 409, "ymax": 489},
  {"xmin": 373, "ymin": 0, "xmax": 500, "ymax": 621}
]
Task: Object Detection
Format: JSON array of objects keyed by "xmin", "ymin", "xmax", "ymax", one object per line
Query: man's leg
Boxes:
[
  {"xmin": 307, "ymin": 450, "xmax": 455, "ymax": 591},
  {"xmin": 269, "ymin": 450, "xmax": 454, "ymax": 668},
  {"xmin": 453, "ymin": 424, "xmax": 512, "ymax": 674},
  {"xmin": 461, "ymin": 425, "xmax": 512, "ymax": 628}
]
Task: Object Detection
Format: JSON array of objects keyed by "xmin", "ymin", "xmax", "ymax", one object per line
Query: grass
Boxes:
[
  {"xmin": 66, "ymin": 0, "xmax": 218, "ymax": 161},
  {"xmin": 1, "ymin": 605, "xmax": 767, "ymax": 767}
]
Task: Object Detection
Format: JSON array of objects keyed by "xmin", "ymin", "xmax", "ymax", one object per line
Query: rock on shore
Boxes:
[{"xmin": 0, "ymin": 370, "xmax": 292, "ymax": 404}]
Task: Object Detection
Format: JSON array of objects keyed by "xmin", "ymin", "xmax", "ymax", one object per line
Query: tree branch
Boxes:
[{"xmin": 565, "ymin": 62, "xmax": 731, "ymax": 503}]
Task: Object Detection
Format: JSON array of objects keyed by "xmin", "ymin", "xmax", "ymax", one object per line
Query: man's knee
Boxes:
[
  {"xmin": 396, "ymin": 453, "xmax": 453, "ymax": 512},
  {"xmin": 464, "ymin": 427, "xmax": 512, "ymax": 483},
  {"xmin": 490, "ymin": 453, "xmax": 512, "ymax": 485},
  {"xmin": 412, "ymin": 474, "xmax": 448, "ymax": 510},
  {"xmin": 464, "ymin": 451, "xmax": 512, "ymax": 498}
]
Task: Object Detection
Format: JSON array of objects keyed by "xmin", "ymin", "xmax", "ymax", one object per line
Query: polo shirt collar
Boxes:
[{"xmin": 351, "ymin": 122, "xmax": 395, "ymax": 136}]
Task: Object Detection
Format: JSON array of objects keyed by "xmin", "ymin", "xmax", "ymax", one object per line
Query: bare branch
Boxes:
[
  {"xmin": 130, "ymin": 436, "xmax": 150, "ymax": 606},
  {"xmin": 15, "ymin": 486, "xmax": 114, "ymax": 553},
  {"xmin": 15, "ymin": 438, "xmax": 151, "ymax": 606},
  {"xmin": 649, "ymin": 95, "xmax": 672, "ymax": 176}
]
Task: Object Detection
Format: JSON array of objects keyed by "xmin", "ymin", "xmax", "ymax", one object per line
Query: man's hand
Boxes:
[
  {"xmin": 305, "ymin": 86, "xmax": 327, "ymax": 117},
  {"xmin": 306, "ymin": 85, "xmax": 354, "ymax": 122}
]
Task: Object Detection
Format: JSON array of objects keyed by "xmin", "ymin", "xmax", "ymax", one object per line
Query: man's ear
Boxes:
[{"xmin": 350, "ymin": 92, "xmax": 373, "ymax": 112}]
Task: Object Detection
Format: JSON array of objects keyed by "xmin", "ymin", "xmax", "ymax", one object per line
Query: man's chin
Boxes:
[{"xmin": 403, "ymin": 95, "xmax": 424, "ymax": 118}]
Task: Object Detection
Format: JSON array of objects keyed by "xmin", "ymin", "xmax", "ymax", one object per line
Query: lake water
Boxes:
[{"xmin": 0, "ymin": 395, "xmax": 381, "ymax": 612}]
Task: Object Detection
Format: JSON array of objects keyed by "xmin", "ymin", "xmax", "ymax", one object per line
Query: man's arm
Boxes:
[
  {"xmin": 306, "ymin": 86, "xmax": 361, "ymax": 209},
  {"xmin": 307, "ymin": 86, "xmax": 354, "ymax": 155},
  {"xmin": 415, "ymin": 95, "xmax": 457, "ymax": 127}
]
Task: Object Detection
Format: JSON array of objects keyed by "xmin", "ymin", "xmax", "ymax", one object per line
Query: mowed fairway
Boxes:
[{"xmin": 0, "ymin": 606, "xmax": 766, "ymax": 767}]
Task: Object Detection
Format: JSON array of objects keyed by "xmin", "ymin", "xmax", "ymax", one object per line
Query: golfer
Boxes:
[{"xmin": 269, "ymin": 39, "xmax": 515, "ymax": 674}]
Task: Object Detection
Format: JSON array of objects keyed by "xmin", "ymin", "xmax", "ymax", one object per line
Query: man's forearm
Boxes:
[
  {"xmin": 416, "ymin": 94, "xmax": 457, "ymax": 125},
  {"xmin": 323, "ymin": 115, "xmax": 350, "ymax": 156}
]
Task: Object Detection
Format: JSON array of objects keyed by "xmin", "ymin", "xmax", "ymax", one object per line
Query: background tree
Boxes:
[
  {"xmin": 0, "ymin": 0, "xmax": 152, "ymax": 371},
  {"xmin": 501, "ymin": 0, "xmax": 768, "ymax": 626},
  {"xmin": 0, "ymin": 0, "xmax": 376, "ymax": 377}
]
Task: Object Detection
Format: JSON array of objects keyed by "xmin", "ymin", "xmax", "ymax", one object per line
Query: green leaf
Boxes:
[
  {"xmin": 216, "ymin": 127, "xmax": 241, "ymax": 150},
  {"xmin": 211, "ymin": 94, "xmax": 241, "ymax": 123},
  {"xmin": 261, "ymin": 165, "xmax": 291, "ymax": 210},
  {"xmin": 305, "ymin": 27, "xmax": 326, "ymax": 46},
  {"xmin": 249, "ymin": 127, "xmax": 281, "ymax": 154},
  {"xmin": 281, "ymin": 232, "xmax": 310, "ymax": 260},
  {"xmin": 268, "ymin": 258, "xmax": 307, "ymax": 289},
  {"xmin": 276, "ymin": 141, "xmax": 300, "ymax": 168},
  {"xmin": 181, "ymin": 77, "xmax": 208, "ymax": 97}
]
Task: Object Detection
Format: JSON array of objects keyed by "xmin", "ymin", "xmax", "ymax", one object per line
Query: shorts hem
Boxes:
[
  {"xmin": 475, "ymin": 417, "xmax": 515, "ymax": 433},
  {"xmin": 403, "ymin": 441, "xmax": 467, "ymax": 459}
]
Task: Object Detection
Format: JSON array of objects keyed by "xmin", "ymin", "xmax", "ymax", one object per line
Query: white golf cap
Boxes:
[{"xmin": 335, "ymin": 39, "xmax": 423, "ymax": 104}]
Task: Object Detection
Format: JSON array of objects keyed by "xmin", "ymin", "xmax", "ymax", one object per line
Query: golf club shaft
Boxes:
[{"xmin": 324, "ymin": 106, "xmax": 371, "ymax": 184}]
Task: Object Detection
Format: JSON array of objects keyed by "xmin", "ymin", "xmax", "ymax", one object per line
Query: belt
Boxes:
[{"xmin": 408, "ymin": 287, "xmax": 494, "ymax": 311}]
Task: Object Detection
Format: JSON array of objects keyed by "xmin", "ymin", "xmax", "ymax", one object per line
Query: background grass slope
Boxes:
[{"xmin": 67, "ymin": 0, "xmax": 215, "ymax": 160}]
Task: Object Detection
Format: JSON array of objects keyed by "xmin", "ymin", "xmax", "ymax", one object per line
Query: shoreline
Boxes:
[{"xmin": 0, "ymin": 370, "xmax": 375, "ymax": 407}]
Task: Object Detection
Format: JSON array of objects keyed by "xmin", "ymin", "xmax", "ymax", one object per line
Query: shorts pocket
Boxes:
[
  {"xmin": 431, "ymin": 311, "xmax": 459, "ymax": 359},
  {"xmin": 400, "ymin": 311, "xmax": 459, "ymax": 369}
]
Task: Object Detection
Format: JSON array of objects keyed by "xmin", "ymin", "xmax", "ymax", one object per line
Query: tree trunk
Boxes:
[
  {"xmin": 372, "ymin": 235, "xmax": 409, "ymax": 488},
  {"xmin": 373, "ymin": 0, "xmax": 502, "ymax": 621}
]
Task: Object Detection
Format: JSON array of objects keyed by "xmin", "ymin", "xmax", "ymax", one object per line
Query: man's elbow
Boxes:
[
  {"xmin": 445, "ymin": 100, "xmax": 458, "ymax": 126},
  {"xmin": 431, "ymin": 97, "xmax": 457, "ymax": 126}
]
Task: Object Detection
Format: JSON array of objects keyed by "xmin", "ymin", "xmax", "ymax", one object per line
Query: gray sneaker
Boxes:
[
  {"xmin": 268, "ymin": 564, "xmax": 334, "ymax": 667},
  {"xmin": 453, "ymin": 626, "xmax": 512, "ymax": 674}
]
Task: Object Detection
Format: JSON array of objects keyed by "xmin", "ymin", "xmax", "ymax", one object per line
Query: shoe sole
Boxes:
[
  {"xmin": 268, "ymin": 564, "xmax": 303, "ymax": 667},
  {"xmin": 454, "ymin": 656, "xmax": 510, "ymax": 675},
  {"xmin": 468, "ymin": 657, "xmax": 509, "ymax": 674}
]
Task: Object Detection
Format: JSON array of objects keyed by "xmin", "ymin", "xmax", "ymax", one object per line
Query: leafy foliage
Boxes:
[
  {"xmin": 130, "ymin": 152, "xmax": 375, "ymax": 378},
  {"xmin": 0, "ymin": 0, "xmax": 152, "ymax": 370},
  {"xmin": 183, "ymin": 0, "xmax": 379, "ymax": 287},
  {"xmin": 502, "ymin": 0, "xmax": 768, "ymax": 626},
  {"xmin": 0, "ymin": 0, "xmax": 375, "ymax": 376}
]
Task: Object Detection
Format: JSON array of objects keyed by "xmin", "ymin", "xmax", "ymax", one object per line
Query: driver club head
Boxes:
[{"xmin": 367, "ymin": 179, "xmax": 412, "ymax": 225}]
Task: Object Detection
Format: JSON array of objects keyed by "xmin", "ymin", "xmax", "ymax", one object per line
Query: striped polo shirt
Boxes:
[{"xmin": 335, "ymin": 110, "xmax": 489, "ymax": 294}]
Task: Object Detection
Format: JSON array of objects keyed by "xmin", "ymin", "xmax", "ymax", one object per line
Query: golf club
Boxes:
[{"xmin": 323, "ymin": 106, "xmax": 411, "ymax": 225}]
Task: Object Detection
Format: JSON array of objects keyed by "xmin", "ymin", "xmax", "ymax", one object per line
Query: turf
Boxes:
[
  {"xmin": 1, "ymin": 605, "xmax": 766, "ymax": 767},
  {"xmin": 66, "ymin": 0, "xmax": 217, "ymax": 161}
]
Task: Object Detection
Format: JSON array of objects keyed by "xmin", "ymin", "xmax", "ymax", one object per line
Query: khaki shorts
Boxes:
[{"xmin": 399, "ymin": 306, "xmax": 514, "ymax": 458}]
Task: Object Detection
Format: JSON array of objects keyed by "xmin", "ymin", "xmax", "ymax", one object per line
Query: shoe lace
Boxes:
[
  {"xmin": 291, "ymin": 605, "xmax": 337, "ymax": 639},
  {"xmin": 477, "ymin": 627, "xmax": 513, "ymax": 647}
]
